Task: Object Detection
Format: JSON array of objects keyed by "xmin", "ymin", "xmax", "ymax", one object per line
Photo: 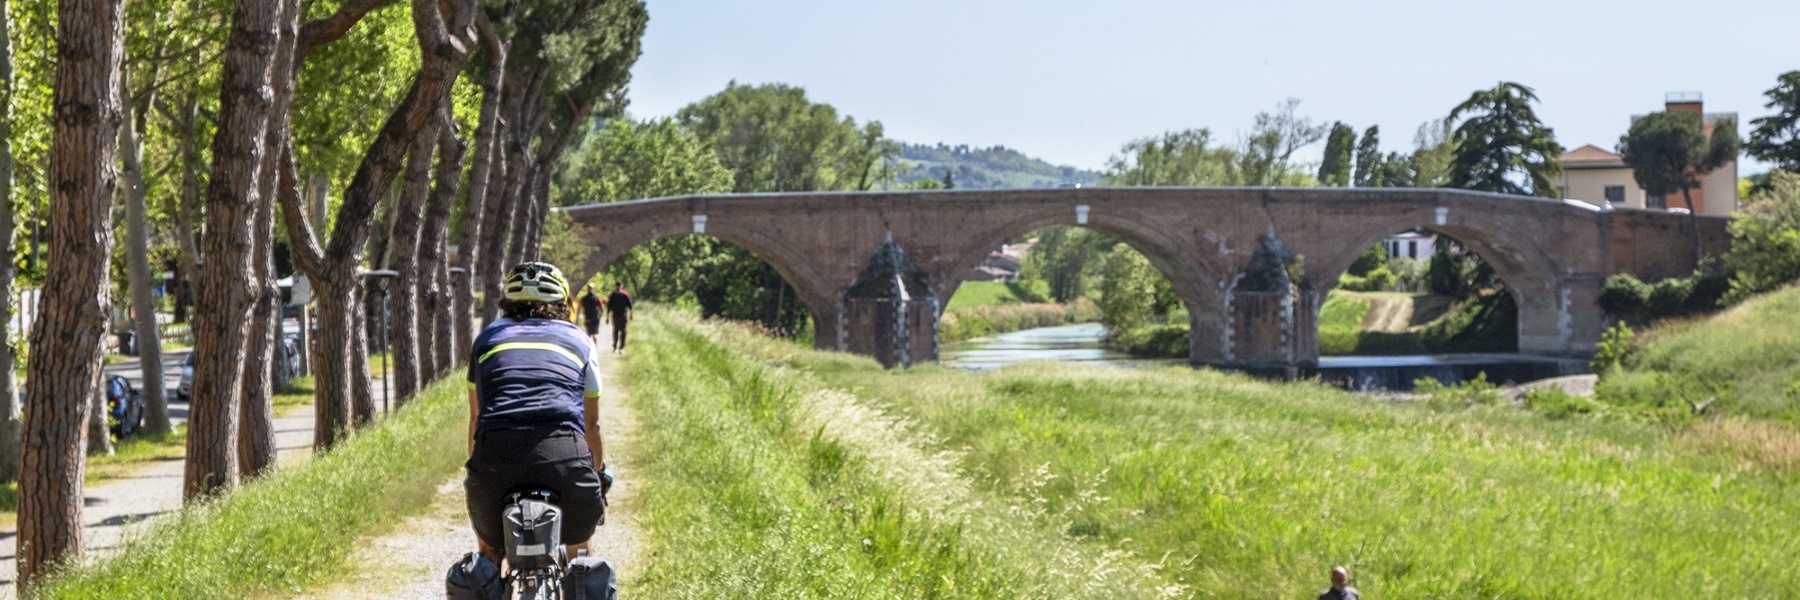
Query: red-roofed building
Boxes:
[{"xmin": 1557, "ymin": 93, "xmax": 1738, "ymax": 216}]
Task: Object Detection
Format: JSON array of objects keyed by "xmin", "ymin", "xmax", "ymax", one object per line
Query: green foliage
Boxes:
[
  {"xmin": 1317, "ymin": 122, "xmax": 1355, "ymax": 187},
  {"xmin": 1522, "ymin": 386, "xmax": 1605, "ymax": 419},
  {"xmin": 1336, "ymin": 266, "xmax": 1394, "ymax": 292},
  {"xmin": 1095, "ymin": 244, "xmax": 1158, "ymax": 333},
  {"xmin": 557, "ymin": 118, "xmax": 733, "ymax": 204},
  {"xmin": 1108, "ymin": 323, "xmax": 1190, "ymax": 358},
  {"xmin": 1447, "ymin": 82, "xmax": 1565, "ymax": 197},
  {"xmin": 1353, "ymin": 125, "xmax": 1381, "ymax": 187},
  {"xmin": 1724, "ymin": 170, "xmax": 1800, "ymax": 303},
  {"xmin": 1425, "ymin": 248, "xmax": 1475, "ymax": 296},
  {"xmin": 36, "ymin": 379, "xmax": 468, "ymax": 598},
  {"xmin": 1239, "ymin": 98, "xmax": 1327, "ymax": 186},
  {"xmin": 1413, "ymin": 372, "xmax": 1503, "ymax": 408},
  {"xmin": 1102, "ymin": 128, "xmax": 1242, "ymax": 186},
  {"xmin": 1016, "ymin": 226, "xmax": 1115, "ymax": 303},
  {"xmin": 1591, "ymin": 321, "xmax": 1635, "ymax": 374},
  {"xmin": 677, "ymin": 82, "xmax": 895, "ymax": 193},
  {"xmin": 1619, "ymin": 110, "xmax": 1739, "ymax": 212},
  {"xmin": 1346, "ymin": 244, "xmax": 1385, "ymax": 277},
  {"xmin": 939, "ymin": 299, "xmax": 1102, "ymax": 343},
  {"xmin": 1600, "ymin": 271, "xmax": 1730, "ymax": 327},
  {"xmin": 893, "ymin": 143, "xmax": 1101, "ymax": 189},
  {"xmin": 1746, "ymin": 70, "xmax": 1800, "ymax": 173}
]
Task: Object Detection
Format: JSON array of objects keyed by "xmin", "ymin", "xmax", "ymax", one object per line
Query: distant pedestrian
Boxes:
[
  {"xmin": 606, "ymin": 281, "xmax": 633, "ymax": 353},
  {"xmin": 1318, "ymin": 566, "xmax": 1361, "ymax": 600},
  {"xmin": 579, "ymin": 285, "xmax": 603, "ymax": 341}
]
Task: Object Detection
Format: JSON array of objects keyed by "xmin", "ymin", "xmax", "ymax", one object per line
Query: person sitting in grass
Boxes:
[{"xmin": 1319, "ymin": 566, "xmax": 1361, "ymax": 600}]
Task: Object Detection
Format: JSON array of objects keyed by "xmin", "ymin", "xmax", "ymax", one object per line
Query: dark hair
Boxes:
[{"xmin": 499, "ymin": 298, "xmax": 571, "ymax": 322}]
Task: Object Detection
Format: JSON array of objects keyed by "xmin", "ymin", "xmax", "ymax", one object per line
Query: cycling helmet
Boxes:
[{"xmin": 503, "ymin": 262, "xmax": 572, "ymax": 303}]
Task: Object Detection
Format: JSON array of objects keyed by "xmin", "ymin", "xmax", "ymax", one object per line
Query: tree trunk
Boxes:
[
  {"xmin": 87, "ymin": 386, "xmax": 112, "ymax": 456},
  {"xmin": 420, "ymin": 117, "xmax": 467, "ymax": 379},
  {"xmin": 385, "ymin": 115, "xmax": 440, "ymax": 405},
  {"xmin": 120, "ymin": 81, "xmax": 171, "ymax": 436},
  {"xmin": 187, "ymin": 0, "xmax": 287, "ymax": 502},
  {"xmin": 454, "ymin": 30, "xmax": 508, "ymax": 366},
  {"xmin": 1680, "ymin": 186, "xmax": 1704, "ymax": 265},
  {"xmin": 172, "ymin": 95, "xmax": 203, "ymax": 326},
  {"xmin": 18, "ymin": 0, "xmax": 126, "ymax": 585},
  {"xmin": 237, "ymin": 180, "xmax": 279, "ymax": 479},
  {"xmin": 479, "ymin": 72, "xmax": 546, "ymax": 324},
  {"xmin": 309, "ymin": 277, "xmax": 354, "ymax": 447},
  {"xmin": 351, "ymin": 287, "xmax": 376, "ymax": 423},
  {"xmin": 0, "ymin": 0, "xmax": 24, "ymax": 484}
]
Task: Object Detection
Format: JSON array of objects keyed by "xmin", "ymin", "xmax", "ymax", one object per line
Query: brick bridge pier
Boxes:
[{"xmin": 565, "ymin": 188, "xmax": 1728, "ymax": 370}]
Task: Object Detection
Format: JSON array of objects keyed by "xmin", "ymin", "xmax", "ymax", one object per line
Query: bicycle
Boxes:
[{"xmin": 450, "ymin": 472, "xmax": 617, "ymax": 600}]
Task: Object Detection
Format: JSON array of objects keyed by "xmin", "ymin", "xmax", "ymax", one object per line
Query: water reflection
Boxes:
[
  {"xmin": 943, "ymin": 323, "xmax": 1177, "ymax": 371},
  {"xmin": 944, "ymin": 323, "xmax": 1588, "ymax": 390}
]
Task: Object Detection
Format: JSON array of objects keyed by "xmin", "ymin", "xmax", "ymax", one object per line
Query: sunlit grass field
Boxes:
[{"xmin": 629, "ymin": 307, "xmax": 1800, "ymax": 598}]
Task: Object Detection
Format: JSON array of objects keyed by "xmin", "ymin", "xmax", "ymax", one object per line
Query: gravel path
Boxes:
[{"xmin": 295, "ymin": 325, "xmax": 645, "ymax": 599}]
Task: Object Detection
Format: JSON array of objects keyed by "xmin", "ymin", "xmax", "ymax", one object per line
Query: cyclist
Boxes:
[{"xmin": 463, "ymin": 262, "xmax": 610, "ymax": 570}]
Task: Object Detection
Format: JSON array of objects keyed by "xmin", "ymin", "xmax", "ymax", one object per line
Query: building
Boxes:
[
  {"xmin": 1382, "ymin": 229, "xmax": 1437, "ymax": 262},
  {"xmin": 1558, "ymin": 93, "xmax": 1738, "ymax": 216}
]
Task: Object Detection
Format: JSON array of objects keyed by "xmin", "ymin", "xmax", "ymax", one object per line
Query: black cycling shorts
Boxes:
[{"xmin": 464, "ymin": 426, "xmax": 606, "ymax": 550}]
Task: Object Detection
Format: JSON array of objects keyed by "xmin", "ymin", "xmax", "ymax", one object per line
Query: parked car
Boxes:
[
  {"xmin": 106, "ymin": 375, "xmax": 144, "ymax": 439},
  {"xmin": 177, "ymin": 352, "xmax": 194, "ymax": 404}
]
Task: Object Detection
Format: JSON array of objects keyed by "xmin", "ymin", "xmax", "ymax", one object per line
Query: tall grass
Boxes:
[
  {"xmin": 649, "ymin": 310, "xmax": 1800, "ymax": 597},
  {"xmin": 626, "ymin": 308, "xmax": 1179, "ymax": 598},
  {"xmin": 1599, "ymin": 284, "xmax": 1800, "ymax": 418},
  {"xmin": 34, "ymin": 378, "xmax": 469, "ymax": 599}
]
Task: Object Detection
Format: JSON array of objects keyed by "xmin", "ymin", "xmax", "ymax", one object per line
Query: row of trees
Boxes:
[
  {"xmin": 2, "ymin": 0, "xmax": 648, "ymax": 588},
  {"xmin": 552, "ymin": 83, "xmax": 896, "ymax": 335}
]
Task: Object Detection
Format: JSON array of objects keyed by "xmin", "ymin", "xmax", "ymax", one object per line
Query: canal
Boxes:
[{"xmin": 942, "ymin": 323, "xmax": 1588, "ymax": 391}]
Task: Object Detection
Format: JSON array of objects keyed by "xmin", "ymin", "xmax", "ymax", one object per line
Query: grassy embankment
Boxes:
[
  {"xmin": 940, "ymin": 281, "xmax": 1101, "ymax": 342},
  {"xmin": 34, "ymin": 377, "xmax": 467, "ymax": 598},
  {"xmin": 1598, "ymin": 284, "xmax": 1800, "ymax": 419},
  {"xmin": 629, "ymin": 307, "xmax": 1800, "ymax": 597}
]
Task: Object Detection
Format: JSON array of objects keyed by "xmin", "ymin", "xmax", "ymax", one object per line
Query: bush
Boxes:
[
  {"xmin": 1414, "ymin": 372, "xmax": 1503, "ymax": 408},
  {"xmin": 1336, "ymin": 266, "xmax": 1396, "ymax": 292},
  {"xmin": 1523, "ymin": 386, "xmax": 1604, "ymax": 419},
  {"xmin": 1599, "ymin": 273, "xmax": 1652, "ymax": 324},
  {"xmin": 1590, "ymin": 321, "xmax": 1635, "ymax": 374},
  {"xmin": 1347, "ymin": 245, "xmax": 1385, "ymax": 277}
]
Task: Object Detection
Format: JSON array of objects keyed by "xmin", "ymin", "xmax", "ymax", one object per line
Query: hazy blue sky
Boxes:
[{"xmin": 629, "ymin": 0, "xmax": 1799, "ymax": 175}]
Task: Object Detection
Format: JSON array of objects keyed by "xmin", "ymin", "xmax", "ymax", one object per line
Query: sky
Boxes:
[{"xmin": 627, "ymin": 0, "xmax": 1800, "ymax": 175}]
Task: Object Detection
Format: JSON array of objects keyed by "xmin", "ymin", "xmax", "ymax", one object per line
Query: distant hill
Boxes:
[{"xmin": 891, "ymin": 142, "xmax": 1105, "ymax": 189}]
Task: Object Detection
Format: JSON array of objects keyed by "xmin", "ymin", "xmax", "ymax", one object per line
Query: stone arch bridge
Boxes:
[{"xmin": 565, "ymin": 188, "xmax": 1727, "ymax": 370}]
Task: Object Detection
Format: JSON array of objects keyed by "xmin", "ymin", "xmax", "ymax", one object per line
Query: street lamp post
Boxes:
[{"xmin": 362, "ymin": 269, "xmax": 398, "ymax": 416}]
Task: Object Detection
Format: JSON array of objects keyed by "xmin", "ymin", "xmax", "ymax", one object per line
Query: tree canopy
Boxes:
[
  {"xmin": 1746, "ymin": 70, "xmax": 1800, "ymax": 174},
  {"xmin": 1447, "ymin": 82, "xmax": 1564, "ymax": 197}
]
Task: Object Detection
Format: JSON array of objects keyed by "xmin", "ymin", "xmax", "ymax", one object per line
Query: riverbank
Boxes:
[
  {"xmin": 939, "ymin": 298, "xmax": 1100, "ymax": 343},
  {"xmin": 632, "ymin": 308, "xmax": 1800, "ymax": 597}
]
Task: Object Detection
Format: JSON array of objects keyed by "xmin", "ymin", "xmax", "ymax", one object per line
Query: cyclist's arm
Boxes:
[
  {"xmin": 468, "ymin": 389, "xmax": 479, "ymax": 455},
  {"xmin": 583, "ymin": 352, "xmax": 605, "ymax": 470}
]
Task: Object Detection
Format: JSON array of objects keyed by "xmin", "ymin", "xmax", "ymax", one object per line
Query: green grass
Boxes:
[
  {"xmin": 635, "ymin": 309, "xmax": 1800, "ymax": 597},
  {"xmin": 626, "ymin": 308, "xmax": 1176, "ymax": 598},
  {"xmin": 1599, "ymin": 284, "xmax": 1800, "ymax": 419},
  {"xmin": 35, "ymin": 377, "xmax": 468, "ymax": 598},
  {"xmin": 1317, "ymin": 292, "xmax": 1371, "ymax": 355},
  {"xmin": 945, "ymin": 281, "xmax": 1034, "ymax": 310}
]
